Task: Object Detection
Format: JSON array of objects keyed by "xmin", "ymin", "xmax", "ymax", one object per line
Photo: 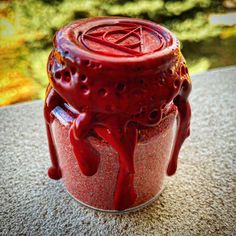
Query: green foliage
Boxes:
[
  {"xmin": 169, "ymin": 13, "xmax": 222, "ymax": 41},
  {"xmin": 165, "ymin": 0, "xmax": 211, "ymax": 16},
  {"xmin": 104, "ymin": 0, "xmax": 164, "ymax": 17},
  {"xmin": 0, "ymin": 0, "xmax": 235, "ymax": 106}
]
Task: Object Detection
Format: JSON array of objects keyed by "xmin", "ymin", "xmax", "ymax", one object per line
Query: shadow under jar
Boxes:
[{"xmin": 44, "ymin": 17, "xmax": 192, "ymax": 213}]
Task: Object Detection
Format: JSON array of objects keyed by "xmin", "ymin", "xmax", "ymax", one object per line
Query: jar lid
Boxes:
[{"xmin": 48, "ymin": 17, "xmax": 190, "ymax": 126}]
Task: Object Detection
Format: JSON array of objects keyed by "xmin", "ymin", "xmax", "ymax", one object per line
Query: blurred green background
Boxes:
[{"xmin": 0, "ymin": 0, "xmax": 236, "ymax": 107}]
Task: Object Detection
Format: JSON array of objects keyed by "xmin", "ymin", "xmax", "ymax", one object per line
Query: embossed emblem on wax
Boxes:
[{"xmin": 81, "ymin": 23, "xmax": 166, "ymax": 56}]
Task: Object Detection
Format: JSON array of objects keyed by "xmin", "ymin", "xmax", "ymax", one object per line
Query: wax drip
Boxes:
[
  {"xmin": 95, "ymin": 120, "xmax": 138, "ymax": 210},
  {"xmin": 167, "ymin": 98, "xmax": 191, "ymax": 175},
  {"xmin": 44, "ymin": 85, "xmax": 63, "ymax": 180},
  {"xmin": 167, "ymin": 80, "xmax": 192, "ymax": 176},
  {"xmin": 69, "ymin": 113, "xmax": 100, "ymax": 176}
]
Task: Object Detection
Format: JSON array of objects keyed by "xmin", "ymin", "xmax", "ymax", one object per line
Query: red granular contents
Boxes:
[{"xmin": 51, "ymin": 105, "xmax": 177, "ymax": 210}]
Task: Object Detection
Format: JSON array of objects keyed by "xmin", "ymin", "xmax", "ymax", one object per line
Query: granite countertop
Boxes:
[{"xmin": 0, "ymin": 67, "xmax": 236, "ymax": 235}]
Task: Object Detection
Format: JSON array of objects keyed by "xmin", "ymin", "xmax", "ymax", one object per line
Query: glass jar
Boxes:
[{"xmin": 44, "ymin": 17, "xmax": 191, "ymax": 213}]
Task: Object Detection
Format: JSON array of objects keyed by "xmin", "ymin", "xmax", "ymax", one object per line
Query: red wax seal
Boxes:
[
  {"xmin": 44, "ymin": 17, "xmax": 191, "ymax": 211},
  {"xmin": 81, "ymin": 23, "xmax": 166, "ymax": 56}
]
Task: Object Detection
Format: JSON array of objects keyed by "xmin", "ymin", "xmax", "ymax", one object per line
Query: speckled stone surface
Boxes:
[{"xmin": 0, "ymin": 67, "xmax": 236, "ymax": 236}]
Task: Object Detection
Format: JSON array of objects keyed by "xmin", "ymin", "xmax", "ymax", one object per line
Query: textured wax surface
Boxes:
[{"xmin": 0, "ymin": 67, "xmax": 236, "ymax": 235}]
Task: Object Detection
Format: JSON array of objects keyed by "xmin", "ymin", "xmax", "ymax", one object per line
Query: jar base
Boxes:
[{"xmin": 66, "ymin": 187, "xmax": 165, "ymax": 214}]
